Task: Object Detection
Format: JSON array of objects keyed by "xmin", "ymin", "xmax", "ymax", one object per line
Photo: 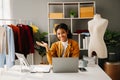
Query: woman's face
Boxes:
[{"xmin": 56, "ymin": 28, "xmax": 68, "ymax": 42}]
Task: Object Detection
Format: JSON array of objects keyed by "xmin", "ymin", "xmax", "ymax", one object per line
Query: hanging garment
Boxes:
[
  {"xmin": 9, "ymin": 24, "xmax": 22, "ymax": 52},
  {"xmin": 21, "ymin": 25, "xmax": 34, "ymax": 53},
  {"xmin": 0, "ymin": 26, "xmax": 6, "ymax": 53},
  {"xmin": 0, "ymin": 26, "xmax": 6, "ymax": 68},
  {"xmin": 3, "ymin": 25, "xmax": 15, "ymax": 68},
  {"xmin": 17, "ymin": 24, "xmax": 34, "ymax": 57},
  {"xmin": 27, "ymin": 25, "xmax": 34, "ymax": 53}
]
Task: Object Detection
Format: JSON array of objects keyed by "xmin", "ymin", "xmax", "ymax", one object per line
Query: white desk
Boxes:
[{"xmin": 0, "ymin": 65, "xmax": 111, "ymax": 80}]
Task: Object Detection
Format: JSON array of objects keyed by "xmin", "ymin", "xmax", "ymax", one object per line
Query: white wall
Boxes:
[{"xmin": 11, "ymin": 0, "xmax": 48, "ymax": 32}]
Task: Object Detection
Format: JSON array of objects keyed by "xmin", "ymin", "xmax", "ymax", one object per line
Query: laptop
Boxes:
[
  {"xmin": 15, "ymin": 53, "xmax": 51, "ymax": 73},
  {"xmin": 52, "ymin": 57, "xmax": 79, "ymax": 73}
]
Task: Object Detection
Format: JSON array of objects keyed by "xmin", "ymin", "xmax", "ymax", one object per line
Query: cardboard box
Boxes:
[
  {"xmin": 80, "ymin": 7, "xmax": 94, "ymax": 18},
  {"xmin": 49, "ymin": 13, "xmax": 63, "ymax": 19}
]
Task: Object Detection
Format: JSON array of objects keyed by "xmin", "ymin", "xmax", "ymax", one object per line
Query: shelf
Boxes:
[
  {"xmin": 49, "ymin": 17, "xmax": 93, "ymax": 19},
  {"xmin": 48, "ymin": 1, "xmax": 95, "ymax": 50}
]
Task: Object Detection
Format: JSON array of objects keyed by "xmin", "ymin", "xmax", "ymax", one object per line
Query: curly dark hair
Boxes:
[{"xmin": 55, "ymin": 23, "xmax": 72, "ymax": 39}]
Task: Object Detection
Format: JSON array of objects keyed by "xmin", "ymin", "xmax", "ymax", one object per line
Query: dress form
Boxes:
[{"xmin": 88, "ymin": 14, "xmax": 108, "ymax": 58}]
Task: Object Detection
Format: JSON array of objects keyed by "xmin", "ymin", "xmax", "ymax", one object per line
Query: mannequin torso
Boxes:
[{"xmin": 88, "ymin": 14, "xmax": 108, "ymax": 58}]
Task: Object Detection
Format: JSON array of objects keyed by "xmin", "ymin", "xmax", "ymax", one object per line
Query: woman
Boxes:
[{"xmin": 36, "ymin": 23, "xmax": 80, "ymax": 64}]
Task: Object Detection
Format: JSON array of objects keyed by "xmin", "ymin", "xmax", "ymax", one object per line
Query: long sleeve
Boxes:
[
  {"xmin": 3, "ymin": 25, "xmax": 15, "ymax": 68},
  {"xmin": 0, "ymin": 27, "xmax": 6, "ymax": 53},
  {"xmin": 47, "ymin": 39, "xmax": 80, "ymax": 65},
  {"xmin": 0, "ymin": 26, "xmax": 6, "ymax": 67}
]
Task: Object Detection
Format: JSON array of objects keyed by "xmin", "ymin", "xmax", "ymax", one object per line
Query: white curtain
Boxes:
[
  {"xmin": 0, "ymin": 0, "xmax": 3, "ymax": 19},
  {"xmin": 0, "ymin": 0, "xmax": 11, "ymax": 25}
]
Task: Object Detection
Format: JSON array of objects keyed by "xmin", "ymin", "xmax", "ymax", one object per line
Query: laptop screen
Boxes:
[
  {"xmin": 15, "ymin": 53, "xmax": 30, "ymax": 67},
  {"xmin": 52, "ymin": 57, "xmax": 79, "ymax": 73}
]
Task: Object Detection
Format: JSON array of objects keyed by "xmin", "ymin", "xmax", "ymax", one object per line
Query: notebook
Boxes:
[
  {"xmin": 15, "ymin": 53, "xmax": 51, "ymax": 73},
  {"xmin": 52, "ymin": 57, "xmax": 79, "ymax": 73}
]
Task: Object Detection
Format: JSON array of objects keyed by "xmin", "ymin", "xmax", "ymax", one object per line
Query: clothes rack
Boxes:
[
  {"xmin": 0, "ymin": 19, "xmax": 32, "ymax": 25},
  {"xmin": 0, "ymin": 19, "xmax": 34, "ymax": 65}
]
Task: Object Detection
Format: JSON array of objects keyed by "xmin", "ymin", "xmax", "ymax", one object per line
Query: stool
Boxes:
[{"xmin": 104, "ymin": 62, "xmax": 120, "ymax": 80}]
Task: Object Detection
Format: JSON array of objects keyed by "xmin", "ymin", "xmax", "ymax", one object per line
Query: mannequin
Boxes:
[{"xmin": 88, "ymin": 14, "xmax": 108, "ymax": 59}]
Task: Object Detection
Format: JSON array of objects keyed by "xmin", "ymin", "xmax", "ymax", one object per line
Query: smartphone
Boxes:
[{"xmin": 79, "ymin": 68, "xmax": 87, "ymax": 72}]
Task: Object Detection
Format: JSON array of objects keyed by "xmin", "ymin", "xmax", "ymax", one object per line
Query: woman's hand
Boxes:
[
  {"xmin": 36, "ymin": 41, "xmax": 48, "ymax": 48},
  {"xmin": 36, "ymin": 41, "xmax": 49, "ymax": 52}
]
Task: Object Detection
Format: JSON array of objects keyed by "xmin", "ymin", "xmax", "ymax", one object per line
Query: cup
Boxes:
[
  {"xmin": 83, "ymin": 56, "xmax": 96, "ymax": 66},
  {"xmin": 79, "ymin": 60, "xmax": 88, "ymax": 68}
]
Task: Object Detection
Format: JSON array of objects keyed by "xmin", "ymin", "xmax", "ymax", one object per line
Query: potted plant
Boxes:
[
  {"xmin": 70, "ymin": 10, "xmax": 76, "ymax": 18},
  {"xmin": 104, "ymin": 29, "xmax": 120, "ymax": 61},
  {"xmin": 33, "ymin": 28, "xmax": 48, "ymax": 64}
]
